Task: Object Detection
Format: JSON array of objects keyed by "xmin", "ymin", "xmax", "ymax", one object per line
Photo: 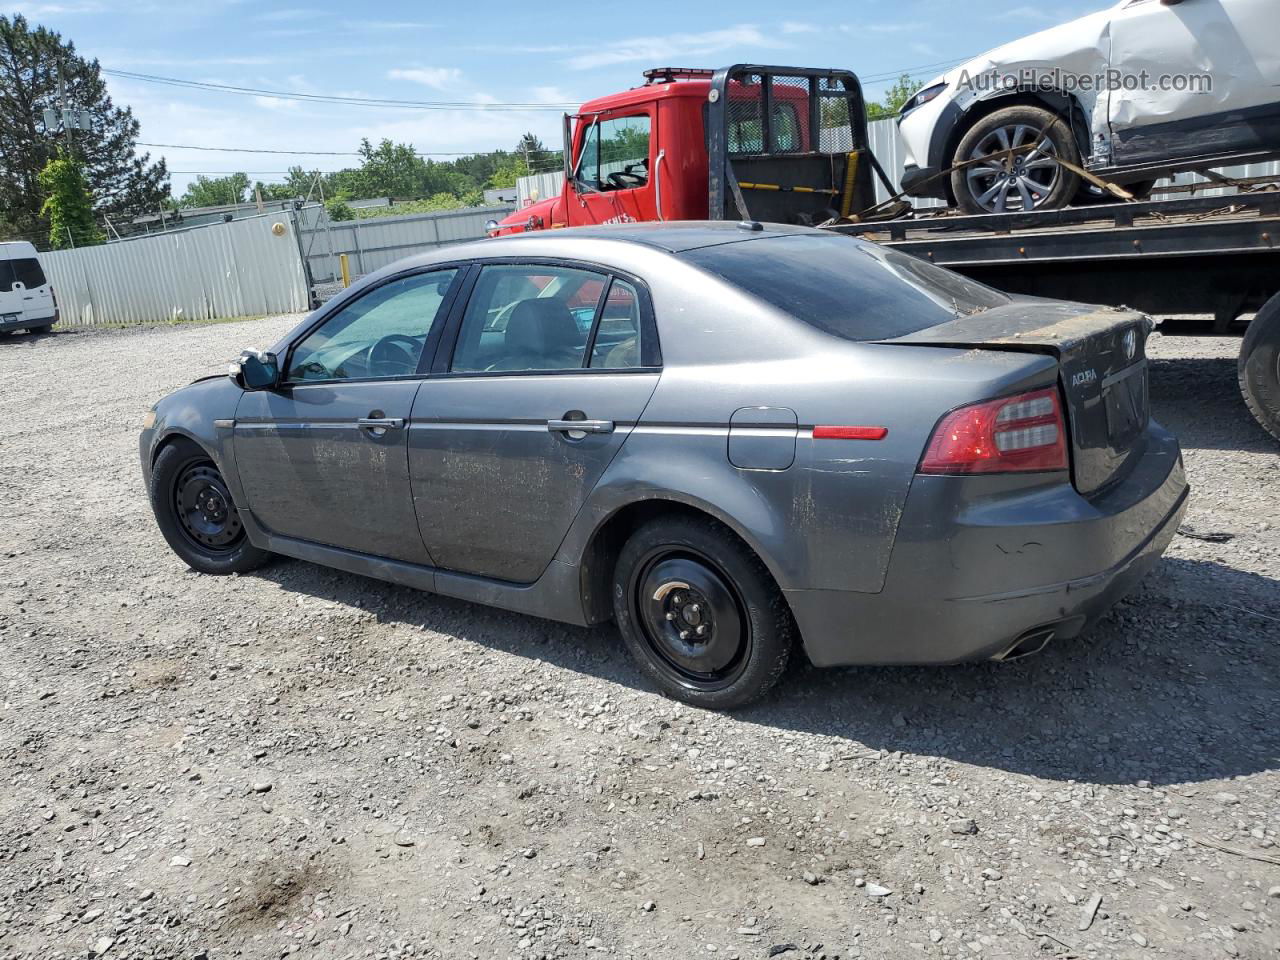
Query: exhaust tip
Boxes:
[{"xmin": 992, "ymin": 627, "xmax": 1056, "ymax": 662}]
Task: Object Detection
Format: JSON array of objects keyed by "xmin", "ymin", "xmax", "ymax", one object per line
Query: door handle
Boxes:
[
  {"xmin": 547, "ymin": 418, "xmax": 614, "ymax": 435},
  {"xmin": 357, "ymin": 417, "xmax": 405, "ymax": 429}
]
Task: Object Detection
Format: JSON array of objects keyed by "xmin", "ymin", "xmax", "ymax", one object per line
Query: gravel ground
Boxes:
[{"xmin": 1, "ymin": 318, "xmax": 1277, "ymax": 960}]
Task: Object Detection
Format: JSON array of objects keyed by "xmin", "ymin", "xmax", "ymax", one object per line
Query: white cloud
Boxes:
[
  {"xmin": 564, "ymin": 24, "xmax": 776, "ymax": 71},
  {"xmin": 253, "ymin": 8, "xmax": 310, "ymax": 21},
  {"xmin": 12, "ymin": 1, "xmax": 105, "ymax": 15},
  {"xmin": 1000, "ymin": 5, "xmax": 1054, "ymax": 21},
  {"xmin": 252, "ymin": 95, "xmax": 298, "ymax": 111},
  {"xmin": 388, "ymin": 67, "xmax": 462, "ymax": 91},
  {"xmin": 841, "ymin": 21, "xmax": 924, "ymax": 34}
]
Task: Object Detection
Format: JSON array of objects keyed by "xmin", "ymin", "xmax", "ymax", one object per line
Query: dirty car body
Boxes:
[{"xmin": 140, "ymin": 223, "xmax": 1188, "ymax": 707}]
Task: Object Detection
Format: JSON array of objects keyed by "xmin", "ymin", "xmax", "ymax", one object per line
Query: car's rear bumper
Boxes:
[
  {"xmin": 0, "ymin": 308, "xmax": 56, "ymax": 331},
  {"xmin": 789, "ymin": 422, "xmax": 1188, "ymax": 667}
]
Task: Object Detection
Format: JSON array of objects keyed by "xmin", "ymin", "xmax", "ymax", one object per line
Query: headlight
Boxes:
[
  {"xmin": 900, "ymin": 82, "xmax": 947, "ymax": 118},
  {"xmin": 142, "ymin": 409, "xmax": 157, "ymax": 430},
  {"xmin": 484, "ymin": 219, "xmax": 500, "ymax": 235}
]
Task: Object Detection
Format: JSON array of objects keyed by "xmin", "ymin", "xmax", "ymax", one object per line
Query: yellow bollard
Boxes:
[{"xmin": 339, "ymin": 253, "xmax": 351, "ymax": 288}]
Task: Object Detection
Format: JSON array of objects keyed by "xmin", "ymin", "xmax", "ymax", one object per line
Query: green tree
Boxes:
[
  {"xmin": 37, "ymin": 147, "xmax": 102, "ymax": 248},
  {"xmin": 179, "ymin": 172, "xmax": 250, "ymax": 208},
  {"xmin": 325, "ymin": 197, "xmax": 354, "ymax": 221},
  {"xmin": 0, "ymin": 15, "xmax": 170, "ymax": 241},
  {"xmin": 867, "ymin": 74, "xmax": 919, "ymax": 121}
]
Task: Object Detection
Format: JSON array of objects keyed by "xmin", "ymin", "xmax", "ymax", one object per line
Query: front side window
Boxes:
[
  {"xmin": 286, "ymin": 268, "xmax": 458, "ymax": 382},
  {"xmin": 576, "ymin": 115, "xmax": 650, "ymax": 192},
  {"xmin": 451, "ymin": 265, "xmax": 608, "ymax": 373}
]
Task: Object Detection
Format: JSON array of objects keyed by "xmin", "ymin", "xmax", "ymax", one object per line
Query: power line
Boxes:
[
  {"xmin": 139, "ymin": 142, "xmax": 357, "ymax": 156},
  {"xmin": 104, "ymin": 68, "xmax": 577, "ymax": 111},
  {"xmin": 140, "ymin": 141, "xmax": 560, "ymax": 157},
  {"xmin": 860, "ymin": 55, "xmax": 974, "ymax": 84}
]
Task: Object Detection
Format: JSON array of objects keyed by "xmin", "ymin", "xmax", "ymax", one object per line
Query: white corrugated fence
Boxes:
[{"xmin": 43, "ymin": 213, "xmax": 310, "ymax": 327}]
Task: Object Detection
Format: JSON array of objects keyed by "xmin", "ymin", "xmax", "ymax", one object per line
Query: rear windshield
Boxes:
[
  {"xmin": 682, "ymin": 233, "xmax": 1009, "ymax": 341},
  {"xmin": 0, "ymin": 257, "xmax": 46, "ymax": 291}
]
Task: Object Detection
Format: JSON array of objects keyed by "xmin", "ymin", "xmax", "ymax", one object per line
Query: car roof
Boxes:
[
  {"xmin": 496, "ymin": 221, "xmax": 823, "ymax": 254},
  {"xmin": 0, "ymin": 241, "xmax": 38, "ymax": 260}
]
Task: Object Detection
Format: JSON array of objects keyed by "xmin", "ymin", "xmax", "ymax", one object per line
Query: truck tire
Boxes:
[
  {"xmin": 1239, "ymin": 292, "xmax": 1280, "ymax": 442},
  {"xmin": 951, "ymin": 105, "xmax": 1080, "ymax": 214}
]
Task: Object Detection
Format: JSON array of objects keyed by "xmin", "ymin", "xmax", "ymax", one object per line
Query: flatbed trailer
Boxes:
[
  {"xmin": 829, "ymin": 190, "xmax": 1280, "ymax": 440},
  {"xmin": 493, "ymin": 61, "xmax": 1280, "ymax": 441}
]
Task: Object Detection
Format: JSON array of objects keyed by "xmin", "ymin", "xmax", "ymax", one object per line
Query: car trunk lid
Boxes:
[{"xmin": 883, "ymin": 299, "xmax": 1151, "ymax": 494}]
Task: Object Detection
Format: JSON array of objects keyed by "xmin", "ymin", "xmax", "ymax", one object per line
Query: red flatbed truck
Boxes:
[{"xmin": 491, "ymin": 64, "xmax": 1280, "ymax": 441}]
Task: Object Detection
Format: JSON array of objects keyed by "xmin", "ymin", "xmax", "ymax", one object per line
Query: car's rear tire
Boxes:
[
  {"xmin": 1239, "ymin": 294, "xmax": 1280, "ymax": 442},
  {"xmin": 149, "ymin": 439, "xmax": 270, "ymax": 574},
  {"xmin": 951, "ymin": 105, "xmax": 1080, "ymax": 214},
  {"xmin": 611, "ymin": 514, "xmax": 793, "ymax": 709},
  {"xmin": 26, "ymin": 323, "xmax": 54, "ymax": 334}
]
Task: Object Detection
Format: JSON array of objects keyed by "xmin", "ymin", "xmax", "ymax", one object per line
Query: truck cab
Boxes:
[{"xmin": 491, "ymin": 65, "xmax": 879, "ymax": 235}]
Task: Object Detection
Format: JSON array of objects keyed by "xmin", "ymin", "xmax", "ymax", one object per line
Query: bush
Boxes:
[{"xmin": 325, "ymin": 198, "xmax": 355, "ymax": 221}]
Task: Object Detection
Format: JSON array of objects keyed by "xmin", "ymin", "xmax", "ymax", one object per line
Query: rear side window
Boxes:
[
  {"xmin": 12, "ymin": 258, "xmax": 46, "ymax": 289},
  {"xmin": 682, "ymin": 234, "xmax": 1009, "ymax": 341}
]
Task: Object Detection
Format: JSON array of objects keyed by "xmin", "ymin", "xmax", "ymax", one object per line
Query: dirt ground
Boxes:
[{"xmin": 0, "ymin": 318, "xmax": 1277, "ymax": 960}]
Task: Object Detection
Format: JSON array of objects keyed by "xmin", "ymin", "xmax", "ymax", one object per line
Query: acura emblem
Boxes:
[{"xmin": 1122, "ymin": 328, "xmax": 1137, "ymax": 361}]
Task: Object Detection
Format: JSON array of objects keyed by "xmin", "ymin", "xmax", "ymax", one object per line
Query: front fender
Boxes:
[{"xmin": 139, "ymin": 376, "xmax": 245, "ymax": 500}]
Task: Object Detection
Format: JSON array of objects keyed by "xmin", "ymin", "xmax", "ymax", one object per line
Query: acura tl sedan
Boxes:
[{"xmin": 140, "ymin": 222, "xmax": 1188, "ymax": 709}]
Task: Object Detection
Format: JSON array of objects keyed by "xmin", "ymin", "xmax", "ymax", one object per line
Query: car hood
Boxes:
[
  {"xmin": 493, "ymin": 196, "xmax": 561, "ymax": 235},
  {"xmin": 918, "ymin": 4, "xmax": 1116, "ymax": 96}
]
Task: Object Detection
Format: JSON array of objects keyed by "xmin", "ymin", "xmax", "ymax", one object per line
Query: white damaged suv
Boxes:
[{"xmin": 896, "ymin": 0, "xmax": 1280, "ymax": 213}]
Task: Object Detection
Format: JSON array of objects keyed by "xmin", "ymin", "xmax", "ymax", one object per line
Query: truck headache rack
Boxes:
[{"xmin": 705, "ymin": 65, "xmax": 888, "ymax": 226}]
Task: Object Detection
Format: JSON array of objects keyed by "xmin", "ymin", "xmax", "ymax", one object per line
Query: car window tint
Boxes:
[
  {"xmin": 286, "ymin": 269, "xmax": 457, "ymax": 382},
  {"xmin": 682, "ymin": 234, "xmax": 1010, "ymax": 341},
  {"xmin": 10, "ymin": 258, "xmax": 46, "ymax": 288},
  {"xmin": 577, "ymin": 115, "xmax": 650, "ymax": 192},
  {"xmin": 451, "ymin": 265, "xmax": 604, "ymax": 373},
  {"xmin": 0, "ymin": 259, "xmax": 15, "ymax": 293},
  {"xmin": 589, "ymin": 279, "xmax": 641, "ymax": 368}
]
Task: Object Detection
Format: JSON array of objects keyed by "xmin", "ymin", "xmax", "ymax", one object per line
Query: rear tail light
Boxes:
[{"xmin": 919, "ymin": 387, "xmax": 1068, "ymax": 474}]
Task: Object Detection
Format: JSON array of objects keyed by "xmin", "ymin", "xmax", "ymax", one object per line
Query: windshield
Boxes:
[{"xmin": 682, "ymin": 233, "xmax": 1009, "ymax": 341}]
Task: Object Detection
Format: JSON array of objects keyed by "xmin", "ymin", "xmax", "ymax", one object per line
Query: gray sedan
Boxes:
[{"xmin": 140, "ymin": 222, "xmax": 1189, "ymax": 709}]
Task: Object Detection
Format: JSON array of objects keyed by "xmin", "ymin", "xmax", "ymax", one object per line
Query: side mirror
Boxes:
[{"xmin": 230, "ymin": 350, "xmax": 279, "ymax": 390}]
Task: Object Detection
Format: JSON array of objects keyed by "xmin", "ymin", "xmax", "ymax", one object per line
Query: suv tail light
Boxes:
[{"xmin": 919, "ymin": 387, "xmax": 1068, "ymax": 474}]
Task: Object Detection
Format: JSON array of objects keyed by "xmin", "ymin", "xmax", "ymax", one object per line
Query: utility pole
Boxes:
[{"xmin": 41, "ymin": 59, "xmax": 93, "ymax": 151}]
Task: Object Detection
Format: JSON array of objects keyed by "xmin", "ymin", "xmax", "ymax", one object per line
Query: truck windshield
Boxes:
[{"xmin": 682, "ymin": 233, "xmax": 1009, "ymax": 341}]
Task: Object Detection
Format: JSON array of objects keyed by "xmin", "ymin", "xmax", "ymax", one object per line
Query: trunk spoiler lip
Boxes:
[{"xmin": 876, "ymin": 299, "xmax": 1153, "ymax": 355}]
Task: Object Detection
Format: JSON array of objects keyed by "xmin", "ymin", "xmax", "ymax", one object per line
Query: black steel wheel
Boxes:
[
  {"xmin": 634, "ymin": 549, "xmax": 750, "ymax": 690},
  {"xmin": 173, "ymin": 462, "xmax": 243, "ymax": 553},
  {"xmin": 149, "ymin": 439, "xmax": 270, "ymax": 575},
  {"xmin": 612, "ymin": 514, "xmax": 793, "ymax": 709}
]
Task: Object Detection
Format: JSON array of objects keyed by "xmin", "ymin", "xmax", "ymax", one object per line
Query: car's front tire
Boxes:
[
  {"xmin": 149, "ymin": 439, "xmax": 270, "ymax": 575},
  {"xmin": 951, "ymin": 105, "xmax": 1080, "ymax": 214},
  {"xmin": 612, "ymin": 515, "xmax": 794, "ymax": 709}
]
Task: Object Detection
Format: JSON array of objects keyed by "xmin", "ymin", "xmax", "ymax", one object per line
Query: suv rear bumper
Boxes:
[{"xmin": 789, "ymin": 422, "xmax": 1188, "ymax": 667}]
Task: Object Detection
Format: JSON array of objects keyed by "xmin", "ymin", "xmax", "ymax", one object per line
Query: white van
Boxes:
[{"xmin": 0, "ymin": 242, "xmax": 58, "ymax": 333}]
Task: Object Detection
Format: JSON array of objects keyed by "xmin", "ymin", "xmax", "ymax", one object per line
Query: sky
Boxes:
[{"xmin": 12, "ymin": 0, "xmax": 1110, "ymax": 196}]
